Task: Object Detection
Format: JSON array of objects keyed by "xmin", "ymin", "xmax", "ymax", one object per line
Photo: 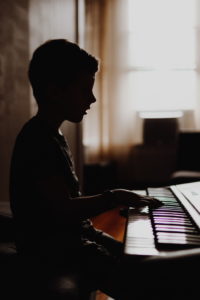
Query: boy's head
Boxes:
[{"xmin": 28, "ymin": 39, "xmax": 99, "ymax": 122}]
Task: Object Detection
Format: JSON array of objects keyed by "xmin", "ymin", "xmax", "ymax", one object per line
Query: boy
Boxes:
[{"xmin": 10, "ymin": 39, "xmax": 161, "ymax": 299}]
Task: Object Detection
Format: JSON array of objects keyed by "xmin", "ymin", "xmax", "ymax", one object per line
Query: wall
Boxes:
[
  {"xmin": 0, "ymin": 0, "xmax": 82, "ymax": 202},
  {"xmin": 0, "ymin": 0, "xmax": 30, "ymax": 202}
]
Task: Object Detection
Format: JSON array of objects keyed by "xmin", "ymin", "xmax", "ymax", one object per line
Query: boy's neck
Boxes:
[{"xmin": 36, "ymin": 109, "xmax": 64, "ymax": 133}]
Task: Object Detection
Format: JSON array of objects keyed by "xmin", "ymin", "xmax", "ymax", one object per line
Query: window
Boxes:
[{"xmin": 129, "ymin": 0, "xmax": 197, "ymax": 111}]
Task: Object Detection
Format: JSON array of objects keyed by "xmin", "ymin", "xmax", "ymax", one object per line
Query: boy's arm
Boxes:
[
  {"xmin": 37, "ymin": 175, "xmax": 112, "ymax": 224},
  {"xmin": 37, "ymin": 175, "xmax": 162, "ymax": 224}
]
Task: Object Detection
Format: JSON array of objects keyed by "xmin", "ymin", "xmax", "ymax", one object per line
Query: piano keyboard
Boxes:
[
  {"xmin": 148, "ymin": 187, "xmax": 200, "ymax": 249},
  {"xmin": 124, "ymin": 187, "xmax": 200, "ymax": 256}
]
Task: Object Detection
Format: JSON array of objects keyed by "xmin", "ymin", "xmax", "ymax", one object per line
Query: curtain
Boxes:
[
  {"xmin": 83, "ymin": 0, "xmax": 141, "ymax": 166},
  {"xmin": 83, "ymin": 0, "xmax": 200, "ymax": 186}
]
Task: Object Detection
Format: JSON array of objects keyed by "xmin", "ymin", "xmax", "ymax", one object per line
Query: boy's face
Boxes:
[{"xmin": 59, "ymin": 72, "xmax": 96, "ymax": 123}]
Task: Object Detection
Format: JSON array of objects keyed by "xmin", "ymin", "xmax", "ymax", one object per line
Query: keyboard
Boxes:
[
  {"xmin": 148, "ymin": 187, "xmax": 200, "ymax": 249},
  {"xmin": 124, "ymin": 184, "xmax": 200, "ymax": 257}
]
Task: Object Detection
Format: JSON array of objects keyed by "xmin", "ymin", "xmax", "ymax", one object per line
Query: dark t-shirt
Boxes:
[{"xmin": 10, "ymin": 116, "xmax": 98, "ymax": 257}]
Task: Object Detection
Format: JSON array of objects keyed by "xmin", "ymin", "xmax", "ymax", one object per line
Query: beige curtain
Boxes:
[
  {"xmin": 83, "ymin": 0, "xmax": 141, "ymax": 164},
  {"xmin": 82, "ymin": 0, "xmax": 200, "ymax": 186}
]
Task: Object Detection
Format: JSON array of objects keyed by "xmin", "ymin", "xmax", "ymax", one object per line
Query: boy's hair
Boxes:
[{"xmin": 28, "ymin": 39, "xmax": 99, "ymax": 104}]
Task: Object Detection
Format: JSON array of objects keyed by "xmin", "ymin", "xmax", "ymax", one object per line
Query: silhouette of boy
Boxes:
[{"xmin": 10, "ymin": 39, "xmax": 164, "ymax": 299}]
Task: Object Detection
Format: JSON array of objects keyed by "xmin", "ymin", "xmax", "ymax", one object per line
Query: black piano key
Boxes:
[
  {"xmin": 153, "ymin": 220, "xmax": 191, "ymax": 226},
  {"xmin": 156, "ymin": 232, "xmax": 200, "ymax": 241},
  {"xmin": 155, "ymin": 224, "xmax": 195, "ymax": 229},
  {"xmin": 152, "ymin": 212, "xmax": 188, "ymax": 218},
  {"xmin": 155, "ymin": 225, "xmax": 198, "ymax": 234},
  {"xmin": 155, "ymin": 223, "xmax": 197, "ymax": 230},
  {"xmin": 159, "ymin": 201, "xmax": 180, "ymax": 206},
  {"xmin": 153, "ymin": 215, "xmax": 191, "ymax": 221},
  {"xmin": 153, "ymin": 219, "xmax": 192, "ymax": 226},
  {"xmin": 159, "ymin": 205, "xmax": 181, "ymax": 209},
  {"xmin": 153, "ymin": 216, "xmax": 190, "ymax": 220},
  {"xmin": 152, "ymin": 211, "xmax": 186, "ymax": 217},
  {"xmin": 153, "ymin": 207, "xmax": 184, "ymax": 212}
]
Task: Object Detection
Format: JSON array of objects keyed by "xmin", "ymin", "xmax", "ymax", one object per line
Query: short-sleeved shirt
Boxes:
[{"xmin": 10, "ymin": 116, "xmax": 97, "ymax": 257}]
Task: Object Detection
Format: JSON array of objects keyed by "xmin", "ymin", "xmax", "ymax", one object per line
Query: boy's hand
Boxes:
[{"xmin": 112, "ymin": 189, "xmax": 162, "ymax": 208}]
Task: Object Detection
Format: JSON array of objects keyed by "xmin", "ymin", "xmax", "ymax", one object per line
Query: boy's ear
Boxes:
[{"xmin": 45, "ymin": 83, "xmax": 61, "ymax": 101}]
